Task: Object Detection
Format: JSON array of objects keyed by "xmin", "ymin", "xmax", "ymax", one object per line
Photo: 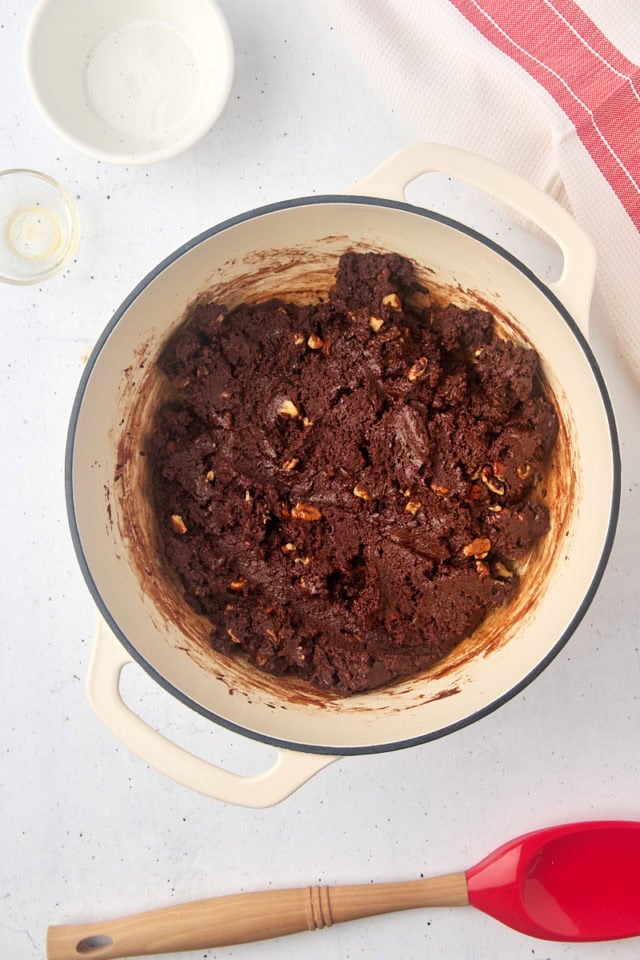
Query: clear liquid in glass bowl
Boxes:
[{"xmin": 0, "ymin": 169, "xmax": 79, "ymax": 284}]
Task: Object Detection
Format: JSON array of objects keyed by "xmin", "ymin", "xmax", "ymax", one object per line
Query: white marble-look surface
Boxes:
[{"xmin": 1, "ymin": 2, "xmax": 639, "ymax": 959}]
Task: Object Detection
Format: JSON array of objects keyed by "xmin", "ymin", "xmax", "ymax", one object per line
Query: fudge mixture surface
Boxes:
[{"xmin": 148, "ymin": 252, "xmax": 557, "ymax": 694}]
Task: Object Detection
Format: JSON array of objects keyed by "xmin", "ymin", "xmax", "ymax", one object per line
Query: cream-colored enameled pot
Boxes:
[{"xmin": 66, "ymin": 144, "xmax": 620, "ymax": 807}]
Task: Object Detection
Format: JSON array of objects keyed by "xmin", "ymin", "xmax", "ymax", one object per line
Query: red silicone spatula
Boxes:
[{"xmin": 47, "ymin": 821, "xmax": 640, "ymax": 959}]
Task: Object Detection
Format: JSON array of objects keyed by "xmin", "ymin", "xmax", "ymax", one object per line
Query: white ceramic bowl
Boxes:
[
  {"xmin": 66, "ymin": 145, "xmax": 620, "ymax": 807},
  {"xmin": 24, "ymin": 0, "xmax": 234, "ymax": 164}
]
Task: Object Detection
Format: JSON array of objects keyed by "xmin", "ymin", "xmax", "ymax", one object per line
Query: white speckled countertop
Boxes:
[{"xmin": 2, "ymin": 2, "xmax": 640, "ymax": 959}]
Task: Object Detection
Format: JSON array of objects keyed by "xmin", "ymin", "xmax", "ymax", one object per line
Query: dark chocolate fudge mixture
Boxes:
[{"xmin": 148, "ymin": 252, "xmax": 557, "ymax": 695}]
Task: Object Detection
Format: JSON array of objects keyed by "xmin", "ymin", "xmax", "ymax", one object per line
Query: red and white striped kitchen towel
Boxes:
[{"xmin": 327, "ymin": 0, "xmax": 640, "ymax": 381}]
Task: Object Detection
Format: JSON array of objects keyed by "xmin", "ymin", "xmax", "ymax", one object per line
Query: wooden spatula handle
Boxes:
[{"xmin": 47, "ymin": 873, "xmax": 469, "ymax": 959}]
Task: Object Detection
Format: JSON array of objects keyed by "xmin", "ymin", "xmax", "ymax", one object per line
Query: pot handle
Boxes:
[
  {"xmin": 86, "ymin": 618, "xmax": 338, "ymax": 808},
  {"xmin": 349, "ymin": 143, "xmax": 596, "ymax": 336}
]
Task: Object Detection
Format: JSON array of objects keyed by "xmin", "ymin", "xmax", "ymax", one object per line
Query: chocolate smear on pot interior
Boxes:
[{"xmin": 147, "ymin": 252, "xmax": 557, "ymax": 695}]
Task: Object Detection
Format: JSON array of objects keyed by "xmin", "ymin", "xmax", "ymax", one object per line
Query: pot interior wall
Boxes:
[{"xmin": 70, "ymin": 199, "xmax": 615, "ymax": 751}]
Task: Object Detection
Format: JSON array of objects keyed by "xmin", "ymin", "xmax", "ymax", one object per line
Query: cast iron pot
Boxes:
[{"xmin": 66, "ymin": 144, "xmax": 620, "ymax": 807}]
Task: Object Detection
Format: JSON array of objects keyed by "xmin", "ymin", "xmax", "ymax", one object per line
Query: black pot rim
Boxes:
[{"xmin": 65, "ymin": 193, "xmax": 621, "ymax": 757}]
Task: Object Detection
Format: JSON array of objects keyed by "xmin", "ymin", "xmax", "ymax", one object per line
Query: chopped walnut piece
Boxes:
[
  {"xmin": 170, "ymin": 514, "xmax": 187, "ymax": 535},
  {"xmin": 282, "ymin": 457, "xmax": 300, "ymax": 471},
  {"xmin": 279, "ymin": 399, "xmax": 300, "ymax": 419},
  {"xmin": 281, "ymin": 542, "xmax": 297, "ymax": 553},
  {"xmin": 307, "ymin": 333, "xmax": 324, "ymax": 350},
  {"xmin": 475, "ymin": 560, "xmax": 490, "ymax": 580},
  {"xmin": 291, "ymin": 502, "xmax": 323, "ymax": 522},
  {"xmin": 205, "ymin": 469, "xmax": 215, "ymax": 482},
  {"xmin": 353, "ymin": 482, "xmax": 371, "ymax": 500},
  {"xmin": 293, "ymin": 332, "xmax": 305, "ymax": 345},
  {"xmin": 405, "ymin": 500, "xmax": 422, "ymax": 515},
  {"xmin": 227, "ymin": 628, "xmax": 241, "ymax": 644},
  {"xmin": 382, "ymin": 292, "xmax": 402, "ymax": 310},
  {"xmin": 493, "ymin": 561, "xmax": 514, "ymax": 580},
  {"xmin": 431, "ymin": 483, "xmax": 449, "ymax": 497},
  {"xmin": 407, "ymin": 357, "xmax": 428, "ymax": 381},
  {"xmin": 229, "ymin": 577, "xmax": 247, "ymax": 591},
  {"xmin": 516, "ymin": 464, "xmax": 532, "ymax": 480},
  {"xmin": 462, "ymin": 537, "xmax": 492, "ymax": 559},
  {"xmin": 369, "ymin": 315, "xmax": 384, "ymax": 333},
  {"xmin": 481, "ymin": 466, "xmax": 505, "ymax": 496}
]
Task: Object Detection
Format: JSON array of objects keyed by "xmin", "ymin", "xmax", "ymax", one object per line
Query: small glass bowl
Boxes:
[{"xmin": 0, "ymin": 169, "xmax": 79, "ymax": 284}]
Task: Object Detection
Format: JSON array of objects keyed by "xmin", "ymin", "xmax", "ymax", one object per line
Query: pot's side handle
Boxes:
[
  {"xmin": 348, "ymin": 143, "xmax": 596, "ymax": 337},
  {"xmin": 86, "ymin": 619, "xmax": 338, "ymax": 808}
]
